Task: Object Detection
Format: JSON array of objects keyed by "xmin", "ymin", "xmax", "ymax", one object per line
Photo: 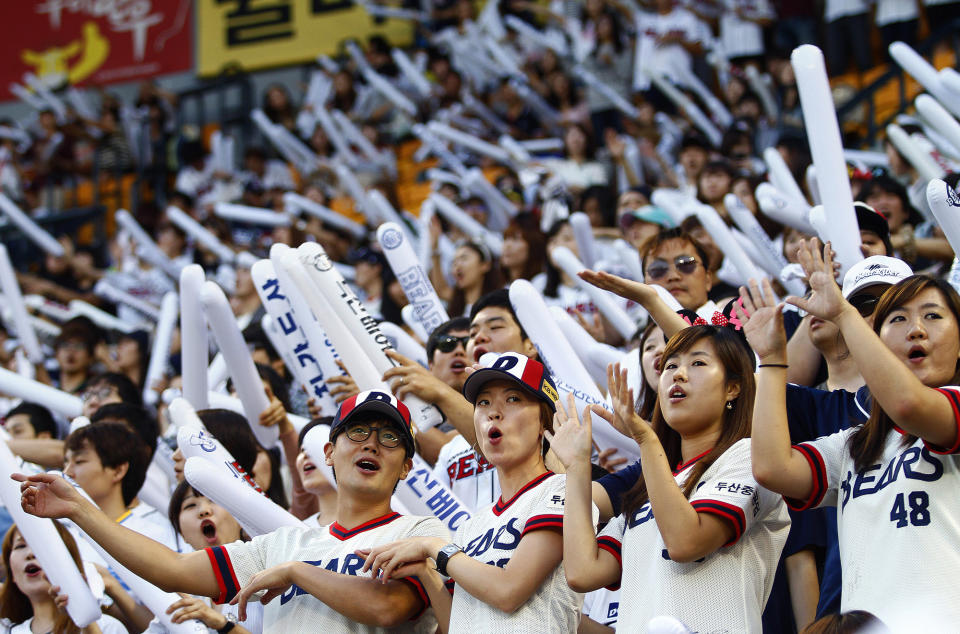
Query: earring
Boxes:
[{"xmin": 726, "ymin": 400, "xmax": 733, "ymax": 410}]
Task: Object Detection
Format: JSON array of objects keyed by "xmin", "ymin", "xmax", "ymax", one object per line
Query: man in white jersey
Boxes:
[
  {"xmin": 597, "ymin": 439, "xmax": 788, "ymax": 631},
  {"xmin": 15, "ymin": 391, "xmax": 450, "ymax": 634}
]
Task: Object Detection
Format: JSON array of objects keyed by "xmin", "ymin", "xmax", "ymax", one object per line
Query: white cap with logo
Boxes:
[{"xmin": 841, "ymin": 256, "xmax": 913, "ymax": 299}]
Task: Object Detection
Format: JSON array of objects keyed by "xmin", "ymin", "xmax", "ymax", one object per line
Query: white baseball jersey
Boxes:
[
  {"xmin": 581, "ymin": 588, "xmax": 620, "ymax": 628},
  {"xmin": 432, "ymin": 435, "xmax": 500, "ymax": 512},
  {"xmin": 210, "ymin": 513, "xmax": 449, "ymax": 634},
  {"xmin": 597, "ymin": 439, "xmax": 789, "ymax": 633},
  {"xmin": 448, "ymin": 472, "xmax": 583, "ymax": 633},
  {"xmin": 790, "ymin": 387, "xmax": 960, "ymax": 631},
  {"xmin": 121, "ymin": 501, "xmax": 190, "ymax": 553}
]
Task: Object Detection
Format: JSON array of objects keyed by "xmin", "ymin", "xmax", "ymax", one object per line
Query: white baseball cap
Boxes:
[{"xmin": 841, "ymin": 256, "xmax": 913, "ymax": 299}]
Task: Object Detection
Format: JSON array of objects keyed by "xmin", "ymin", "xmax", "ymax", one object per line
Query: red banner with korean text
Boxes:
[{"xmin": 0, "ymin": 0, "xmax": 193, "ymax": 102}]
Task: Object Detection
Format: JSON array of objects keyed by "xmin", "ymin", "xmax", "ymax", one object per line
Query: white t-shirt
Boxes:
[
  {"xmin": 597, "ymin": 439, "xmax": 789, "ymax": 633},
  {"xmin": 449, "ymin": 472, "xmax": 582, "ymax": 633},
  {"xmin": 790, "ymin": 387, "xmax": 960, "ymax": 631},
  {"xmin": 824, "ymin": 0, "xmax": 869, "ymax": 21},
  {"xmin": 121, "ymin": 501, "xmax": 188, "ymax": 553},
  {"xmin": 719, "ymin": 0, "xmax": 774, "ymax": 59},
  {"xmin": 634, "ymin": 9, "xmax": 707, "ymax": 90},
  {"xmin": 432, "ymin": 435, "xmax": 500, "ymax": 512},
  {"xmin": 211, "ymin": 513, "xmax": 449, "ymax": 633},
  {"xmin": 875, "ymin": 0, "xmax": 919, "ymax": 25}
]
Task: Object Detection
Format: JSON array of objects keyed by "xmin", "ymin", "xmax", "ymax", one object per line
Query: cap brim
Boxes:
[{"xmin": 462, "ymin": 368, "xmax": 556, "ymax": 411}]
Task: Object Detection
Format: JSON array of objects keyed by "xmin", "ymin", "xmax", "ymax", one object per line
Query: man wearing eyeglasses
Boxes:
[{"xmin": 15, "ymin": 390, "xmax": 449, "ymax": 633}]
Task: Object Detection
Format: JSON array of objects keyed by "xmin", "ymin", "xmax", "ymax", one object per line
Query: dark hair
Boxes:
[
  {"xmin": 298, "ymin": 417, "xmax": 334, "ymax": 449},
  {"xmin": 196, "ymin": 409, "xmax": 289, "ymax": 509},
  {"xmin": 66, "ymin": 422, "xmax": 151, "ymax": 506},
  {"xmin": 115, "ymin": 331, "xmax": 151, "ymax": 389},
  {"xmin": 636, "ymin": 323, "xmax": 664, "ymax": 420},
  {"xmin": 166, "ymin": 480, "xmax": 250, "ymax": 543},
  {"xmin": 225, "ymin": 363, "xmax": 290, "ymax": 413},
  {"xmin": 242, "ymin": 322, "xmax": 280, "ymax": 364},
  {"xmin": 849, "ymin": 276, "xmax": 960, "ymax": 472},
  {"xmin": 55, "ymin": 317, "xmax": 101, "ymax": 355},
  {"xmin": 0, "ymin": 521, "xmax": 84, "ymax": 634},
  {"xmin": 591, "ymin": 9, "xmax": 624, "ymax": 54},
  {"xmin": 5, "ymin": 403, "xmax": 57, "ymax": 438},
  {"xmin": 502, "ymin": 214, "xmax": 548, "ymax": 282},
  {"xmin": 90, "ymin": 403, "xmax": 159, "ymax": 458},
  {"xmin": 580, "ymin": 185, "xmax": 615, "ymax": 227},
  {"xmin": 469, "ymin": 289, "xmax": 528, "ymax": 341},
  {"xmin": 621, "ymin": 326, "xmax": 755, "ymax": 516},
  {"xmin": 800, "ymin": 610, "xmax": 889, "ymax": 634},
  {"xmin": 856, "ymin": 174, "xmax": 922, "ymax": 228},
  {"xmin": 639, "ymin": 227, "xmax": 712, "ymax": 275},
  {"xmin": 87, "ymin": 372, "xmax": 143, "ymax": 408},
  {"xmin": 563, "ymin": 122, "xmax": 597, "ymax": 161},
  {"xmin": 448, "ymin": 241, "xmax": 505, "ymax": 317},
  {"xmin": 426, "ymin": 317, "xmax": 471, "ymax": 360}
]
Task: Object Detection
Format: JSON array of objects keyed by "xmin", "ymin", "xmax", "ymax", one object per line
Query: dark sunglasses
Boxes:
[
  {"xmin": 435, "ymin": 335, "xmax": 469, "ymax": 353},
  {"xmin": 645, "ymin": 256, "xmax": 700, "ymax": 281},
  {"xmin": 849, "ymin": 294, "xmax": 880, "ymax": 318}
]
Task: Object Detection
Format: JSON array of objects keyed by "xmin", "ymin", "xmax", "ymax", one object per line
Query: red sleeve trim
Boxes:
[
  {"xmin": 785, "ymin": 444, "xmax": 828, "ymax": 511},
  {"xmin": 400, "ymin": 576, "xmax": 429, "ymax": 620},
  {"xmin": 690, "ymin": 499, "xmax": 746, "ymax": 546},
  {"xmin": 444, "ymin": 578, "xmax": 455, "ymax": 595},
  {"xmin": 926, "ymin": 388, "xmax": 960, "ymax": 454},
  {"xmin": 521, "ymin": 514, "xmax": 564, "ymax": 537},
  {"xmin": 204, "ymin": 546, "xmax": 240, "ymax": 604},
  {"xmin": 596, "ymin": 536, "xmax": 622, "ymax": 590}
]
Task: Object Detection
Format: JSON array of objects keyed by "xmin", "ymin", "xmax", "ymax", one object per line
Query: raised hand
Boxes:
[
  {"xmin": 578, "ymin": 269, "xmax": 655, "ymax": 305},
  {"xmin": 543, "ymin": 394, "xmax": 594, "ymax": 469},
  {"xmin": 596, "ymin": 363, "xmax": 654, "ymax": 445},
  {"xmin": 734, "ymin": 278, "xmax": 787, "ymax": 362},
  {"xmin": 786, "ymin": 239, "xmax": 848, "ymax": 322},
  {"xmin": 167, "ymin": 592, "xmax": 229, "ymax": 628},
  {"xmin": 13, "ymin": 473, "xmax": 85, "ymax": 520},
  {"xmin": 328, "ymin": 360, "xmax": 360, "ymax": 404}
]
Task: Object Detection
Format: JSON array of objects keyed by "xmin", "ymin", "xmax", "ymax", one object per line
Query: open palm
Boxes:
[
  {"xmin": 735, "ymin": 279, "xmax": 787, "ymax": 360},
  {"xmin": 786, "ymin": 239, "xmax": 847, "ymax": 322},
  {"xmin": 578, "ymin": 269, "xmax": 655, "ymax": 304}
]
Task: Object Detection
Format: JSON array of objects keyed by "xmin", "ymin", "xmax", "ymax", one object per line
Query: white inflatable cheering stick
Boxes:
[
  {"xmin": 0, "ymin": 244, "xmax": 42, "ymax": 363},
  {"xmin": 790, "ymin": 45, "xmax": 862, "ymax": 276},
  {"xmin": 251, "ymin": 258, "xmax": 339, "ymax": 417},
  {"xmin": 296, "ymin": 243, "xmax": 445, "ymax": 431},
  {"xmin": 0, "ymin": 194, "xmax": 65, "ymax": 256},
  {"xmin": 179, "ymin": 265, "xmax": 209, "ymax": 409},
  {"xmin": 377, "ymin": 222, "xmax": 450, "ymax": 336},
  {"xmin": 199, "ymin": 282, "xmax": 278, "ymax": 448},
  {"xmin": 1, "ymin": 445, "xmax": 100, "ymax": 627}
]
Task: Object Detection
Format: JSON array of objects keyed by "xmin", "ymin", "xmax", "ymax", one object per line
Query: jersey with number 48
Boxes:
[{"xmin": 790, "ymin": 386, "xmax": 960, "ymax": 630}]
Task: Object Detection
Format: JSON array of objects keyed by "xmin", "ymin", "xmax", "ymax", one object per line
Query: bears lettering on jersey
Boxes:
[
  {"xmin": 838, "ymin": 446, "xmax": 945, "ymax": 511},
  {"xmin": 279, "ymin": 556, "xmax": 366, "ymax": 604},
  {"xmin": 463, "ymin": 517, "xmax": 523, "ymax": 564}
]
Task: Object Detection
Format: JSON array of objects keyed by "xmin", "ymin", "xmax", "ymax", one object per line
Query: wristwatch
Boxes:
[
  {"xmin": 217, "ymin": 613, "xmax": 237, "ymax": 634},
  {"xmin": 435, "ymin": 543, "xmax": 462, "ymax": 576}
]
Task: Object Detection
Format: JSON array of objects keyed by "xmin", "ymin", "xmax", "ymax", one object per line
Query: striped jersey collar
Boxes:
[
  {"xmin": 674, "ymin": 448, "xmax": 712, "ymax": 475},
  {"xmin": 329, "ymin": 511, "xmax": 401, "ymax": 541},
  {"xmin": 493, "ymin": 471, "xmax": 554, "ymax": 516}
]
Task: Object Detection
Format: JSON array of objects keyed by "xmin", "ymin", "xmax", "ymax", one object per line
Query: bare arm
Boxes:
[
  {"xmin": 545, "ymin": 398, "xmax": 621, "ymax": 593},
  {"xmin": 785, "ymin": 550, "xmax": 819, "ymax": 631},
  {"xmin": 577, "ymin": 270, "xmax": 689, "ymax": 337},
  {"xmin": 736, "ymin": 281, "xmax": 817, "ymax": 500},
  {"xmin": 15, "ymin": 473, "xmax": 220, "ymax": 598},
  {"xmin": 232, "ymin": 561, "xmax": 425, "ymax": 628},
  {"xmin": 7, "ymin": 438, "xmax": 65, "ymax": 470}
]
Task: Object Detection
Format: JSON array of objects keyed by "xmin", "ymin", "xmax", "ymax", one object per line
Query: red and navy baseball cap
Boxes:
[
  {"xmin": 462, "ymin": 352, "xmax": 560, "ymax": 411},
  {"xmin": 330, "ymin": 390, "xmax": 415, "ymax": 456}
]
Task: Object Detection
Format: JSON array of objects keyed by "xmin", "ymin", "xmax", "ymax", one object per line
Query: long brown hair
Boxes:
[
  {"xmin": 636, "ymin": 322, "xmax": 664, "ymax": 420},
  {"xmin": 448, "ymin": 241, "xmax": 505, "ymax": 317},
  {"xmin": 622, "ymin": 326, "xmax": 756, "ymax": 516},
  {"xmin": 0, "ymin": 522, "xmax": 85, "ymax": 634},
  {"xmin": 849, "ymin": 275, "xmax": 960, "ymax": 472}
]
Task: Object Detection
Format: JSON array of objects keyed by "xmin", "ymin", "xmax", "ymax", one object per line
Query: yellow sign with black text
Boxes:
[{"xmin": 197, "ymin": 0, "xmax": 414, "ymax": 76}]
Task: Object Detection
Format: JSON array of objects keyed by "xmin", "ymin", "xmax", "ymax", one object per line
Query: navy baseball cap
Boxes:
[
  {"xmin": 462, "ymin": 352, "xmax": 560, "ymax": 411},
  {"xmin": 330, "ymin": 390, "xmax": 415, "ymax": 456}
]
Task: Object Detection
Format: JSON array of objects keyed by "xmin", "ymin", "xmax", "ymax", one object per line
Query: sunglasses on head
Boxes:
[
  {"xmin": 435, "ymin": 335, "xmax": 469, "ymax": 353},
  {"xmin": 849, "ymin": 294, "xmax": 881, "ymax": 318},
  {"xmin": 645, "ymin": 255, "xmax": 700, "ymax": 281}
]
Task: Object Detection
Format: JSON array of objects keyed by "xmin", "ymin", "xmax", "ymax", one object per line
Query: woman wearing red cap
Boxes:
[{"xmin": 361, "ymin": 352, "xmax": 584, "ymax": 633}]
